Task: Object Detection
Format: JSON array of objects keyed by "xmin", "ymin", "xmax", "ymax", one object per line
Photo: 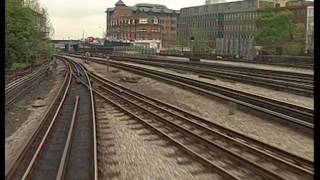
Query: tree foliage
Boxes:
[
  {"xmin": 6, "ymin": 0, "xmax": 55, "ymax": 70},
  {"xmin": 162, "ymin": 33, "xmax": 179, "ymax": 49},
  {"xmin": 284, "ymin": 23, "xmax": 306, "ymax": 55},
  {"xmin": 255, "ymin": 7, "xmax": 294, "ymax": 47}
]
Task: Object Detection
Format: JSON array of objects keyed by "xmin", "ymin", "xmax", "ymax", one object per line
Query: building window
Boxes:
[
  {"xmin": 139, "ymin": 18, "xmax": 148, "ymax": 24},
  {"xmin": 154, "ymin": 18, "xmax": 159, "ymax": 24}
]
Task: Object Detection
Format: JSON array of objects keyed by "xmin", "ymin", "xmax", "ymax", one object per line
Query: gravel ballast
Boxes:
[
  {"xmin": 117, "ymin": 61, "xmax": 314, "ymax": 109},
  {"xmin": 95, "ymin": 96, "xmax": 222, "ymax": 180},
  {"xmin": 73, "ymin": 57, "xmax": 314, "ymax": 162}
]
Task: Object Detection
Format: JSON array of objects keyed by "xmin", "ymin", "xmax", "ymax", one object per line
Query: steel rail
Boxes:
[
  {"xmin": 89, "ymin": 71, "xmax": 314, "ymax": 170},
  {"xmin": 20, "ymin": 57, "xmax": 96, "ymax": 180},
  {"xmin": 67, "ymin": 53, "xmax": 314, "ymax": 81},
  {"xmin": 5, "ymin": 60, "xmax": 50, "ymax": 85},
  {"xmin": 93, "ymin": 89, "xmax": 240, "ymax": 180},
  {"xmin": 5, "ymin": 61, "xmax": 53, "ymax": 111},
  {"xmin": 5, "ymin": 71, "xmax": 47, "ymax": 108},
  {"xmin": 78, "ymin": 63, "xmax": 98, "ymax": 180},
  {"xmin": 66, "ymin": 54, "xmax": 314, "ymax": 113},
  {"xmin": 74, "ymin": 56, "xmax": 313, "ymax": 129},
  {"xmin": 92, "ymin": 78, "xmax": 311, "ymax": 179},
  {"xmin": 111, "ymin": 55, "xmax": 314, "ymax": 80},
  {"xmin": 59, "ymin": 56, "xmax": 98, "ymax": 180},
  {"xmin": 56, "ymin": 96, "xmax": 80, "ymax": 180},
  {"xmin": 21, "ymin": 64, "xmax": 73, "ymax": 180},
  {"xmin": 109, "ymin": 58, "xmax": 313, "ymax": 96},
  {"xmin": 89, "ymin": 71, "xmax": 314, "ymax": 177},
  {"xmin": 112, "ymin": 56, "xmax": 314, "ymax": 84},
  {"xmin": 5, "ymin": 61, "xmax": 72, "ymax": 180}
]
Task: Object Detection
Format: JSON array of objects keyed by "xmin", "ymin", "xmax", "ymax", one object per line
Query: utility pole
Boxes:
[{"xmin": 237, "ymin": 13, "xmax": 241, "ymax": 58}]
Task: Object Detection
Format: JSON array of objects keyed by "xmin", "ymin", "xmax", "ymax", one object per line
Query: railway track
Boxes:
[
  {"xmin": 110, "ymin": 56, "xmax": 313, "ymax": 97},
  {"xmin": 159, "ymin": 55, "xmax": 314, "ymax": 69},
  {"xmin": 68, "ymin": 52, "xmax": 313, "ymax": 82},
  {"xmin": 111, "ymin": 56, "xmax": 314, "ymax": 82},
  {"xmin": 5, "ymin": 60, "xmax": 50, "ymax": 84},
  {"xmin": 6, "ymin": 58, "xmax": 97, "ymax": 180},
  {"xmin": 64, "ymin": 54, "xmax": 313, "ymax": 130},
  {"xmin": 88, "ymin": 70, "xmax": 314, "ymax": 180},
  {"xmin": 5, "ymin": 63, "xmax": 51, "ymax": 110}
]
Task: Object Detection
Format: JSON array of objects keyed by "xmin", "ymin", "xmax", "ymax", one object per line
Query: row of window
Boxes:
[
  {"xmin": 110, "ymin": 17, "xmax": 177, "ymax": 26},
  {"xmin": 111, "ymin": 34, "xmax": 161, "ymax": 41},
  {"xmin": 183, "ymin": 1, "xmax": 257, "ymax": 15},
  {"xmin": 180, "ymin": 11, "xmax": 257, "ymax": 23},
  {"xmin": 178, "ymin": 31, "xmax": 254, "ymax": 39},
  {"xmin": 111, "ymin": 18, "xmax": 160, "ymax": 26},
  {"xmin": 223, "ymin": 24, "xmax": 256, "ymax": 31},
  {"xmin": 224, "ymin": 12, "xmax": 258, "ymax": 21}
]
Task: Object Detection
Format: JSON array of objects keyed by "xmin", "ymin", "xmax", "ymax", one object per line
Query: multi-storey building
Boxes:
[
  {"xmin": 178, "ymin": 0, "xmax": 313, "ymax": 57},
  {"xmin": 178, "ymin": 0, "xmax": 273, "ymax": 57},
  {"xmin": 105, "ymin": 0, "xmax": 179, "ymax": 50}
]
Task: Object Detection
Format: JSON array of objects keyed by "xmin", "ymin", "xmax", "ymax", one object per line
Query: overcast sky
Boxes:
[
  {"xmin": 39, "ymin": 0, "xmax": 236, "ymax": 40},
  {"xmin": 39, "ymin": 0, "xmax": 313, "ymax": 40}
]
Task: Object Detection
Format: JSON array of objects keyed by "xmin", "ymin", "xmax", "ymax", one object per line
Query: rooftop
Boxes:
[{"xmin": 106, "ymin": 1, "xmax": 179, "ymax": 14}]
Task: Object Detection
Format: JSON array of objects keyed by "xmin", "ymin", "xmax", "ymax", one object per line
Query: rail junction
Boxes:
[{"xmin": 5, "ymin": 53, "xmax": 314, "ymax": 180}]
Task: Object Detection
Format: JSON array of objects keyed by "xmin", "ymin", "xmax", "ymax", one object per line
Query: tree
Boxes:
[
  {"xmin": 284, "ymin": 23, "xmax": 306, "ymax": 55},
  {"xmin": 255, "ymin": 6, "xmax": 294, "ymax": 54},
  {"xmin": 6, "ymin": 0, "xmax": 55, "ymax": 70},
  {"xmin": 162, "ymin": 33, "xmax": 179, "ymax": 49}
]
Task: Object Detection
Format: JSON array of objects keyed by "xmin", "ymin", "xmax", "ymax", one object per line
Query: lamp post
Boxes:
[
  {"xmin": 237, "ymin": 13, "xmax": 241, "ymax": 58},
  {"xmin": 189, "ymin": 36, "xmax": 199, "ymax": 61},
  {"xmin": 190, "ymin": 36, "xmax": 194, "ymax": 58}
]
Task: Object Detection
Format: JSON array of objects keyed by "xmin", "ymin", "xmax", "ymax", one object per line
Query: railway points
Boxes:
[
  {"xmin": 5, "ymin": 53, "xmax": 313, "ymax": 180},
  {"xmin": 7, "ymin": 0, "xmax": 314, "ymax": 179},
  {"xmin": 66, "ymin": 54, "xmax": 314, "ymax": 130},
  {"xmin": 6, "ymin": 58, "xmax": 97, "ymax": 180}
]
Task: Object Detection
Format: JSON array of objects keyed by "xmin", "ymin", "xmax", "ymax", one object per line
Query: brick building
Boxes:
[{"xmin": 105, "ymin": 0, "xmax": 179, "ymax": 50}]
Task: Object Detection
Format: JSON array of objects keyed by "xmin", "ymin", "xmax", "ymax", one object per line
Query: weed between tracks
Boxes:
[
  {"xmin": 15, "ymin": 105, "xmax": 25, "ymax": 112},
  {"xmin": 228, "ymin": 102, "xmax": 238, "ymax": 115}
]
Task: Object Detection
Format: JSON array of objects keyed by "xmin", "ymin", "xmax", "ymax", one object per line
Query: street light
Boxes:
[
  {"xmin": 237, "ymin": 13, "xmax": 240, "ymax": 58},
  {"xmin": 190, "ymin": 36, "xmax": 194, "ymax": 58},
  {"xmin": 189, "ymin": 36, "xmax": 199, "ymax": 61}
]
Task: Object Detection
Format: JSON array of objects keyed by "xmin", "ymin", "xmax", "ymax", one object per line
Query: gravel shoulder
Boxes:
[
  {"xmin": 5, "ymin": 60, "xmax": 66, "ymax": 171},
  {"xmin": 71, "ymin": 57, "xmax": 313, "ymax": 161}
]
